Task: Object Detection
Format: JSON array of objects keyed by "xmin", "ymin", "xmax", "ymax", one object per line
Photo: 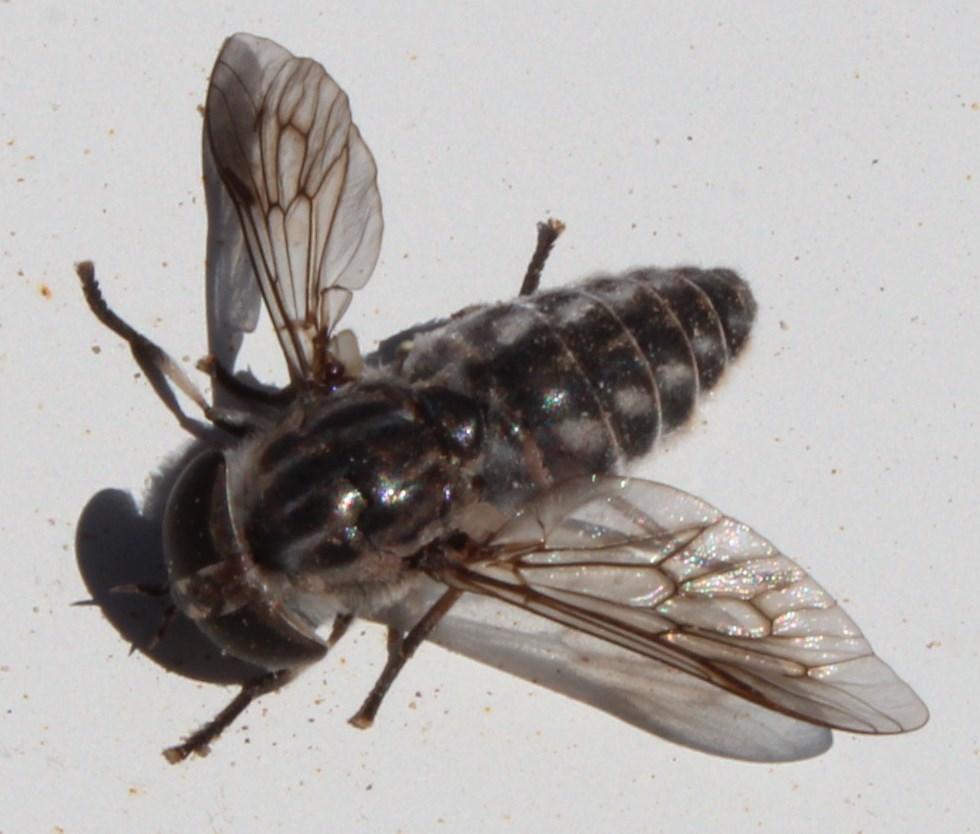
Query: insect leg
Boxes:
[
  {"xmin": 327, "ymin": 612, "xmax": 354, "ymax": 647},
  {"xmin": 200, "ymin": 354, "xmax": 295, "ymax": 407},
  {"xmin": 163, "ymin": 669, "xmax": 295, "ymax": 764},
  {"xmin": 162, "ymin": 612, "xmax": 351, "ymax": 763},
  {"xmin": 349, "ymin": 588, "xmax": 463, "ymax": 729},
  {"xmin": 518, "ymin": 217, "xmax": 565, "ymax": 296},
  {"xmin": 77, "ymin": 261, "xmax": 219, "ymax": 437}
]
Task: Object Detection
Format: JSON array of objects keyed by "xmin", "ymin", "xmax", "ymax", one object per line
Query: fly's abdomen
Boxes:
[{"xmin": 398, "ymin": 268, "xmax": 755, "ymax": 490}]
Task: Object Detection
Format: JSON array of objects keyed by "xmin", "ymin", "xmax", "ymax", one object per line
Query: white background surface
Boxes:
[{"xmin": 2, "ymin": 3, "xmax": 977, "ymax": 832}]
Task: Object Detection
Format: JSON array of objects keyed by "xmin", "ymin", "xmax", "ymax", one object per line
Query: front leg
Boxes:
[
  {"xmin": 163, "ymin": 612, "xmax": 353, "ymax": 763},
  {"xmin": 518, "ymin": 217, "xmax": 565, "ymax": 296},
  {"xmin": 77, "ymin": 261, "xmax": 255, "ymax": 438}
]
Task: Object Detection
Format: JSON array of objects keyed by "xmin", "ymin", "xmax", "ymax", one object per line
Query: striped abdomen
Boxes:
[{"xmin": 396, "ymin": 268, "xmax": 756, "ymax": 497}]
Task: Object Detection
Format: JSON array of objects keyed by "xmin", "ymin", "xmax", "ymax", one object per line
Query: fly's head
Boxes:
[{"xmin": 163, "ymin": 448, "xmax": 329, "ymax": 670}]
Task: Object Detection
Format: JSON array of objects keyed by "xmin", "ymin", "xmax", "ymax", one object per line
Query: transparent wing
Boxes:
[
  {"xmin": 203, "ymin": 127, "xmax": 261, "ymax": 373},
  {"xmin": 436, "ymin": 476, "xmax": 928, "ymax": 736},
  {"xmin": 379, "ymin": 578, "xmax": 833, "ymax": 762},
  {"xmin": 204, "ymin": 33, "xmax": 383, "ymax": 383}
]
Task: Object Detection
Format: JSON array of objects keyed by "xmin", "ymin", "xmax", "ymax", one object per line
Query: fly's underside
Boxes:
[{"xmin": 78, "ymin": 33, "xmax": 927, "ymax": 764}]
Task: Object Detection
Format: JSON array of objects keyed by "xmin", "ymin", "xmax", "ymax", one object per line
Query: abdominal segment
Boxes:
[{"xmin": 397, "ymin": 268, "xmax": 756, "ymax": 500}]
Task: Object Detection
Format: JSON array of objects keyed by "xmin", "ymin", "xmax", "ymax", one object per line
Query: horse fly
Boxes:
[{"xmin": 78, "ymin": 33, "xmax": 927, "ymax": 764}]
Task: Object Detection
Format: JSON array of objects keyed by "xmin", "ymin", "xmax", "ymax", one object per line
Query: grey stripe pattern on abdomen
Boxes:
[{"xmin": 397, "ymin": 267, "xmax": 756, "ymax": 491}]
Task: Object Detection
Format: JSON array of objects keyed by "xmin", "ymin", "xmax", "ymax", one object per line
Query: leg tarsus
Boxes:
[
  {"xmin": 349, "ymin": 589, "xmax": 462, "ymax": 729},
  {"xmin": 163, "ymin": 669, "xmax": 294, "ymax": 764},
  {"xmin": 519, "ymin": 217, "xmax": 565, "ymax": 296}
]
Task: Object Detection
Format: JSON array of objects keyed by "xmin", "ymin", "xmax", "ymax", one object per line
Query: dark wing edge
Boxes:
[
  {"xmin": 203, "ymin": 33, "xmax": 383, "ymax": 384},
  {"xmin": 436, "ymin": 476, "xmax": 928, "ymax": 737}
]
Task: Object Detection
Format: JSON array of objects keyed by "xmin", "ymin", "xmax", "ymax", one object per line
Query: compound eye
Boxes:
[
  {"xmin": 164, "ymin": 449, "xmax": 226, "ymax": 583},
  {"xmin": 163, "ymin": 449, "xmax": 327, "ymax": 670}
]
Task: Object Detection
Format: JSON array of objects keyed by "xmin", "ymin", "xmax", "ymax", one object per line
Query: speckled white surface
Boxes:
[{"xmin": 2, "ymin": 3, "xmax": 977, "ymax": 833}]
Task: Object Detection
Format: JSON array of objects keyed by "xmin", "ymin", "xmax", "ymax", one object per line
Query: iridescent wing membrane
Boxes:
[
  {"xmin": 204, "ymin": 33, "xmax": 382, "ymax": 383},
  {"xmin": 434, "ymin": 477, "xmax": 927, "ymax": 738}
]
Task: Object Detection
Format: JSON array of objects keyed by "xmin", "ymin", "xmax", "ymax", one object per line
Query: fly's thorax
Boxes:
[{"xmin": 224, "ymin": 378, "xmax": 485, "ymax": 597}]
